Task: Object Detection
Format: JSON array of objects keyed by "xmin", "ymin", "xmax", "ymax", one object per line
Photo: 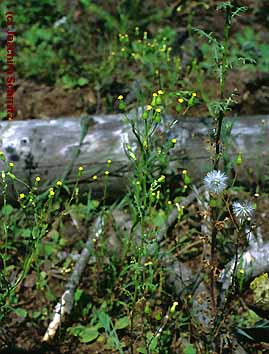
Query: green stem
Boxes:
[{"xmin": 210, "ymin": 3, "xmax": 232, "ymax": 327}]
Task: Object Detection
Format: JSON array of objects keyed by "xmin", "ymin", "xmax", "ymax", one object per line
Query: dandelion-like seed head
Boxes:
[
  {"xmin": 204, "ymin": 170, "xmax": 228, "ymax": 194},
  {"xmin": 232, "ymin": 201, "xmax": 255, "ymax": 223}
]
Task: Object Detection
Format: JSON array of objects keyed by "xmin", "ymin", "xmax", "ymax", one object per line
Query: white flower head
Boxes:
[
  {"xmin": 232, "ymin": 201, "xmax": 255, "ymax": 223},
  {"xmin": 204, "ymin": 170, "xmax": 228, "ymax": 194}
]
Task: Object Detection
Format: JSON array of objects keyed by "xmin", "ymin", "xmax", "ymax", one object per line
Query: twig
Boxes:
[{"xmin": 42, "ymin": 215, "xmax": 104, "ymax": 342}]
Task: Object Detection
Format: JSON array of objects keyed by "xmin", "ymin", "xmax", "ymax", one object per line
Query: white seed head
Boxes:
[
  {"xmin": 232, "ymin": 201, "xmax": 255, "ymax": 223},
  {"xmin": 204, "ymin": 170, "xmax": 228, "ymax": 194}
]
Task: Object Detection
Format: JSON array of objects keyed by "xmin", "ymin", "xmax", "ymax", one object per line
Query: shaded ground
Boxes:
[
  {"xmin": 0, "ymin": 0, "xmax": 268, "ymax": 120},
  {"xmin": 1, "ymin": 71, "xmax": 269, "ymax": 120}
]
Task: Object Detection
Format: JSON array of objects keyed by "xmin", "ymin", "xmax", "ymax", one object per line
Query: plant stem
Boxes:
[{"xmin": 210, "ymin": 3, "xmax": 231, "ymax": 321}]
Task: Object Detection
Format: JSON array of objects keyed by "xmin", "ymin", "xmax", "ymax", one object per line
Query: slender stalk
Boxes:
[{"xmin": 210, "ymin": 3, "xmax": 231, "ymax": 322}]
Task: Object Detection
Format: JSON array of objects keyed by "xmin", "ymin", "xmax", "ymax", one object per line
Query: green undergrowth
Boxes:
[{"xmin": 0, "ymin": 0, "xmax": 267, "ymax": 115}]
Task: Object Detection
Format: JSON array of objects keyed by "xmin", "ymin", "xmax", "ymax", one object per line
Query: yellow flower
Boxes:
[
  {"xmin": 152, "ymin": 92, "xmax": 158, "ymax": 97},
  {"xmin": 182, "ymin": 169, "xmax": 188, "ymax": 175},
  {"xmin": 146, "ymin": 105, "xmax": 152, "ymax": 111},
  {"xmin": 157, "ymin": 175, "xmax": 165, "ymax": 182},
  {"xmin": 49, "ymin": 189, "xmax": 55, "ymax": 197},
  {"xmin": 118, "ymin": 95, "xmax": 124, "ymax": 100},
  {"xmin": 170, "ymin": 301, "xmax": 178, "ymax": 313},
  {"xmin": 92, "ymin": 175, "xmax": 98, "ymax": 180},
  {"xmin": 167, "ymin": 200, "xmax": 172, "ymax": 205},
  {"xmin": 156, "ymin": 108, "xmax": 161, "ymax": 113},
  {"xmin": 107, "ymin": 159, "xmax": 112, "ymax": 164},
  {"xmin": 19, "ymin": 193, "xmax": 25, "ymax": 199},
  {"xmin": 192, "ymin": 92, "xmax": 197, "ymax": 97},
  {"xmin": 171, "ymin": 138, "xmax": 177, "ymax": 144},
  {"xmin": 144, "ymin": 261, "xmax": 153, "ymax": 266},
  {"xmin": 9, "ymin": 162, "xmax": 14, "ymax": 168},
  {"xmin": 56, "ymin": 180, "xmax": 62, "ymax": 187},
  {"xmin": 158, "ymin": 89, "xmax": 164, "ymax": 95},
  {"xmin": 78, "ymin": 166, "xmax": 84, "ymax": 171},
  {"xmin": 35, "ymin": 176, "xmax": 41, "ymax": 182},
  {"xmin": 105, "ymin": 170, "xmax": 110, "ymax": 175},
  {"xmin": 178, "ymin": 98, "xmax": 184, "ymax": 103}
]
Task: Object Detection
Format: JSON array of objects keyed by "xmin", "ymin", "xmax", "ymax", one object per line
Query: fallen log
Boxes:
[{"xmin": 0, "ymin": 114, "xmax": 268, "ymax": 200}]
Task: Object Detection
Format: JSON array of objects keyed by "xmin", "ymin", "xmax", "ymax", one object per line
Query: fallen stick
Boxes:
[{"xmin": 42, "ymin": 215, "xmax": 104, "ymax": 342}]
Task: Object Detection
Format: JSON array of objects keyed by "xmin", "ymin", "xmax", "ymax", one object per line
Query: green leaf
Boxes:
[
  {"xmin": 80, "ymin": 0, "xmax": 91, "ymax": 7},
  {"xmin": 32, "ymin": 311, "xmax": 41, "ymax": 319},
  {"xmin": 176, "ymin": 103, "xmax": 183, "ymax": 112},
  {"xmin": 14, "ymin": 308, "xmax": 28, "ymax": 318},
  {"xmin": 152, "ymin": 210, "xmax": 166, "ymax": 227},
  {"xmin": 74, "ymin": 288, "xmax": 83, "ymax": 303},
  {"xmin": 77, "ymin": 77, "xmax": 89, "ymax": 86},
  {"xmin": 149, "ymin": 336, "xmax": 158, "ymax": 351},
  {"xmin": 137, "ymin": 347, "xmax": 147, "ymax": 354},
  {"xmin": 183, "ymin": 175, "xmax": 192, "ymax": 185},
  {"xmin": 1, "ymin": 204, "xmax": 13, "ymax": 216},
  {"xmin": 67, "ymin": 325, "xmax": 85, "ymax": 337},
  {"xmin": 61, "ymin": 75, "xmax": 76, "ymax": 89},
  {"xmin": 21, "ymin": 228, "xmax": 32, "ymax": 238},
  {"xmin": 115, "ymin": 316, "xmax": 130, "ymax": 330},
  {"xmin": 209, "ymin": 198, "xmax": 218, "ymax": 207},
  {"xmin": 183, "ymin": 344, "xmax": 197, "ymax": 354},
  {"xmin": 79, "ymin": 326, "xmax": 100, "ymax": 343}
]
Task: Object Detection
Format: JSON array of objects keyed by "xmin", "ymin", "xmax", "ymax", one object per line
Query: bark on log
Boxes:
[{"xmin": 0, "ymin": 114, "xmax": 268, "ymax": 200}]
